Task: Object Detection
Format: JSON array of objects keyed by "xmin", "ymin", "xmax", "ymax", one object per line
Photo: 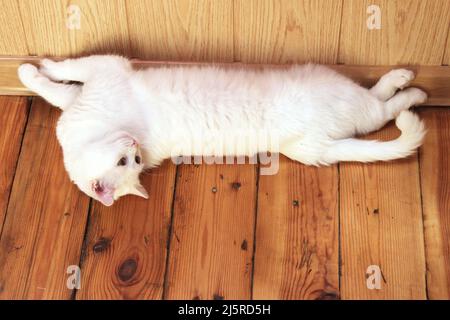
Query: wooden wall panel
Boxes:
[
  {"xmin": 17, "ymin": 0, "xmax": 130, "ymax": 56},
  {"xmin": 234, "ymin": 0, "xmax": 343, "ymax": 64},
  {"xmin": 0, "ymin": 97, "xmax": 29, "ymax": 232},
  {"xmin": 0, "ymin": 0, "xmax": 28, "ymax": 55},
  {"xmin": 164, "ymin": 164, "xmax": 257, "ymax": 300},
  {"xmin": 339, "ymin": 0, "xmax": 450, "ymax": 65},
  {"xmin": 419, "ymin": 109, "xmax": 450, "ymax": 299},
  {"xmin": 126, "ymin": 0, "xmax": 234, "ymax": 61},
  {"xmin": 0, "ymin": 0, "xmax": 448, "ymax": 66},
  {"xmin": 253, "ymin": 157, "xmax": 339, "ymax": 299},
  {"xmin": 443, "ymin": 27, "xmax": 450, "ymax": 65},
  {"xmin": 340, "ymin": 122, "xmax": 426, "ymax": 299},
  {"xmin": 0, "ymin": 98, "xmax": 90, "ymax": 299},
  {"xmin": 77, "ymin": 161, "xmax": 176, "ymax": 300}
]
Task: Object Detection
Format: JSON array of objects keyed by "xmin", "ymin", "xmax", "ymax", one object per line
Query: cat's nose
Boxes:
[{"xmin": 131, "ymin": 139, "xmax": 138, "ymax": 147}]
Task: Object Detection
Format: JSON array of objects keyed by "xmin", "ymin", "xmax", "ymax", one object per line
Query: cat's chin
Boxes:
[{"xmin": 99, "ymin": 196, "xmax": 114, "ymax": 206}]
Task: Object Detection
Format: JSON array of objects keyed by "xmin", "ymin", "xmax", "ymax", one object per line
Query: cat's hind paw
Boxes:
[
  {"xmin": 405, "ymin": 87, "xmax": 427, "ymax": 105},
  {"xmin": 386, "ymin": 69, "xmax": 415, "ymax": 90}
]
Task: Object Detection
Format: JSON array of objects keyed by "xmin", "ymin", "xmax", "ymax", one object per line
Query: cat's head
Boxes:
[{"xmin": 60, "ymin": 130, "xmax": 148, "ymax": 206}]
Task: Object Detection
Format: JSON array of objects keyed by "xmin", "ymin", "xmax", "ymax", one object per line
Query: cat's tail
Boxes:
[{"xmin": 323, "ymin": 110, "xmax": 426, "ymax": 164}]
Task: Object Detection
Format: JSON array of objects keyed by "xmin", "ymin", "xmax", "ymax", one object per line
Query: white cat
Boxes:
[{"xmin": 18, "ymin": 55, "xmax": 427, "ymax": 206}]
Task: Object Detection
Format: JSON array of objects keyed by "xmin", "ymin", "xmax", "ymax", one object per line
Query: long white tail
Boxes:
[{"xmin": 324, "ymin": 110, "xmax": 426, "ymax": 163}]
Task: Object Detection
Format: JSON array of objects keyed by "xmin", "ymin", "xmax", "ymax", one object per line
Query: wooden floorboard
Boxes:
[
  {"xmin": 0, "ymin": 94, "xmax": 449, "ymax": 299},
  {"xmin": 76, "ymin": 161, "xmax": 177, "ymax": 300},
  {"xmin": 164, "ymin": 163, "xmax": 257, "ymax": 300},
  {"xmin": 253, "ymin": 156, "xmax": 339, "ymax": 299},
  {"xmin": 419, "ymin": 108, "xmax": 450, "ymax": 299},
  {"xmin": 0, "ymin": 98, "xmax": 90, "ymax": 299},
  {"xmin": 0, "ymin": 96, "xmax": 29, "ymax": 233},
  {"xmin": 340, "ymin": 121, "xmax": 427, "ymax": 299}
]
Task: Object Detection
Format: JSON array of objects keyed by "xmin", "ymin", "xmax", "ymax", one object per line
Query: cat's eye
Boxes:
[
  {"xmin": 117, "ymin": 157, "xmax": 127, "ymax": 166},
  {"xmin": 135, "ymin": 155, "xmax": 141, "ymax": 164}
]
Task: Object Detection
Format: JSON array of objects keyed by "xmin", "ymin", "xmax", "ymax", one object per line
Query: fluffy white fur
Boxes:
[{"xmin": 17, "ymin": 55, "xmax": 427, "ymax": 206}]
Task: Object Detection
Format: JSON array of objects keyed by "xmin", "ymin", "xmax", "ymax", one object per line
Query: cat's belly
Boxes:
[{"xmin": 168, "ymin": 125, "xmax": 282, "ymax": 158}]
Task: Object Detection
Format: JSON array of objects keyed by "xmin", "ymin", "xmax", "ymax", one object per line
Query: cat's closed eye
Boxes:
[{"xmin": 117, "ymin": 157, "xmax": 127, "ymax": 166}]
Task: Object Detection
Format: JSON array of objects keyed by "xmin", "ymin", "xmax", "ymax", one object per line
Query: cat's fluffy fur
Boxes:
[{"xmin": 18, "ymin": 55, "xmax": 427, "ymax": 206}]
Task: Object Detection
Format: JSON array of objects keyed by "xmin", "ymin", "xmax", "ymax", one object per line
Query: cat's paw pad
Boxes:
[
  {"xmin": 405, "ymin": 87, "xmax": 427, "ymax": 105},
  {"xmin": 387, "ymin": 69, "xmax": 415, "ymax": 89},
  {"xmin": 18, "ymin": 64, "xmax": 40, "ymax": 84}
]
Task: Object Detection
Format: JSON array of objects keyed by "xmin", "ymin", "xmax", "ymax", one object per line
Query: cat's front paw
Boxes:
[
  {"xmin": 39, "ymin": 58, "xmax": 60, "ymax": 81},
  {"xmin": 18, "ymin": 64, "xmax": 40, "ymax": 86}
]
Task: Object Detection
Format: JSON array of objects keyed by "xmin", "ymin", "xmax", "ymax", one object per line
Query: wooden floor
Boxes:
[{"xmin": 0, "ymin": 96, "xmax": 449, "ymax": 300}]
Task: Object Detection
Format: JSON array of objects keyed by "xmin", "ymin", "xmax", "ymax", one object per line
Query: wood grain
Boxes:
[
  {"xmin": 340, "ymin": 121, "xmax": 426, "ymax": 299},
  {"xmin": 443, "ymin": 26, "xmax": 450, "ymax": 65},
  {"xmin": 0, "ymin": 0, "xmax": 28, "ymax": 55},
  {"xmin": 164, "ymin": 163, "xmax": 257, "ymax": 300},
  {"xmin": 0, "ymin": 97, "xmax": 29, "ymax": 232},
  {"xmin": 0, "ymin": 0, "xmax": 448, "ymax": 67},
  {"xmin": 126, "ymin": 0, "xmax": 234, "ymax": 61},
  {"xmin": 0, "ymin": 98, "xmax": 90, "ymax": 299},
  {"xmin": 234, "ymin": 0, "xmax": 343, "ymax": 64},
  {"xmin": 419, "ymin": 108, "xmax": 450, "ymax": 299},
  {"xmin": 76, "ymin": 161, "xmax": 176, "ymax": 300},
  {"xmin": 339, "ymin": 0, "xmax": 450, "ymax": 65},
  {"xmin": 0, "ymin": 58, "xmax": 39, "ymax": 96},
  {"xmin": 17, "ymin": 0, "xmax": 130, "ymax": 56},
  {"xmin": 253, "ymin": 156, "xmax": 339, "ymax": 299}
]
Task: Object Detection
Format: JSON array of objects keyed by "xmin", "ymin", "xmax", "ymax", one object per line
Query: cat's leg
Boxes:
[
  {"xmin": 40, "ymin": 55, "xmax": 131, "ymax": 82},
  {"xmin": 281, "ymin": 87, "xmax": 426, "ymax": 165},
  {"xmin": 18, "ymin": 64, "xmax": 81, "ymax": 110},
  {"xmin": 384, "ymin": 87, "xmax": 427, "ymax": 119},
  {"xmin": 356, "ymin": 87, "xmax": 426, "ymax": 135},
  {"xmin": 370, "ymin": 69, "xmax": 415, "ymax": 101}
]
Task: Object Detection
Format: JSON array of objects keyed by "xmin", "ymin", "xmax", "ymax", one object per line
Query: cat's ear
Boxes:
[
  {"xmin": 128, "ymin": 183, "xmax": 149, "ymax": 199},
  {"xmin": 91, "ymin": 180, "xmax": 115, "ymax": 206}
]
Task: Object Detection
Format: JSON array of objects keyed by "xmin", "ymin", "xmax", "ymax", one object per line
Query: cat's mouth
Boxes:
[
  {"xmin": 92, "ymin": 181, "xmax": 104, "ymax": 193},
  {"xmin": 91, "ymin": 180, "xmax": 115, "ymax": 206}
]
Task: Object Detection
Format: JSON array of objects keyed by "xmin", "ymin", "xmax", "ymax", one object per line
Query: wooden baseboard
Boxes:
[{"xmin": 1, "ymin": 56, "xmax": 449, "ymax": 106}]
